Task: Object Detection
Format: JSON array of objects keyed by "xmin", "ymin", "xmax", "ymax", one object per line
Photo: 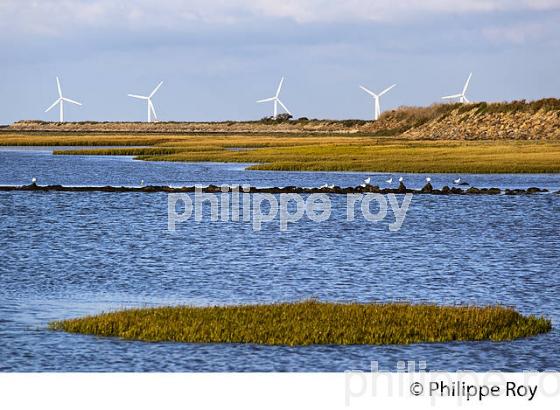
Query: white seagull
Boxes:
[
  {"xmin": 454, "ymin": 177, "xmax": 462, "ymax": 184},
  {"xmin": 31, "ymin": 177, "xmax": 37, "ymax": 184},
  {"xmin": 364, "ymin": 177, "xmax": 371, "ymax": 185},
  {"xmin": 386, "ymin": 177, "xmax": 393, "ymax": 184},
  {"xmin": 399, "ymin": 177, "xmax": 404, "ymax": 182},
  {"xmin": 426, "ymin": 177, "xmax": 432, "ymax": 183}
]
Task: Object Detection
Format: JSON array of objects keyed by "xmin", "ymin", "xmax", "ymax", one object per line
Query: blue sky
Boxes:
[{"xmin": 1, "ymin": 0, "xmax": 559, "ymax": 123}]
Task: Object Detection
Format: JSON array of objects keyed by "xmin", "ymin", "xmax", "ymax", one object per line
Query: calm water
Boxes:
[{"xmin": 1, "ymin": 148, "xmax": 559, "ymax": 372}]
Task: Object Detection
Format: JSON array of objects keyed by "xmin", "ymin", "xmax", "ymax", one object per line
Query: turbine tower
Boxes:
[
  {"xmin": 45, "ymin": 77, "xmax": 82, "ymax": 122},
  {"xmin": 359, "ymin": 84, "xmax": 396, "ymax": 120},
  {"xmin": 257, "ymin": 77, "xmax": 291, "ymax": 119},
  {"xmin": 128, "ymin": 81, "xmax": 164, "ymax": 122},
  {"xmin": 442, "ymin": 73, "xmax": 472, "ymax": 103}
]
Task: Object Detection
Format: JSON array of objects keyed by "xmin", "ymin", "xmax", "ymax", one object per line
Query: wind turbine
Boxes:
[
  {"xmin": 257, "ymin": 77, "xmax": 291, "ymax": 119},
  {"xmin": 360, "ymin": 84, "xmax": 396, "ymax": 120},
  {"xmin": 128, "ymin": 81, "xmax": 164, "ymax": 122},
  {"xmin": 45, "ymin": 77, "xmax": 82, "ymax": 122},
  {"xmin": 442, "ymin": 73, "xmax": 472, "ymax": 103}
]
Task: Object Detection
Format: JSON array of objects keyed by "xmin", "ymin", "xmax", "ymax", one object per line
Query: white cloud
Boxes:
[
  {"xmin": 1, "ymin": 0, "xmax": 559, "ymax": 35},
  {"xmin": 482, "ymin": 21, "xmax": 556, "ymax": 45},
  {"xmin": 253, "ymin": 0, "xmax": 560, "ymax": 22}
]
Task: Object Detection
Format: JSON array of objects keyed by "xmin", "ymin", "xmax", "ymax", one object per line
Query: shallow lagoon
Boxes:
[{"xmin": 0, "ymin": 148, "xmax": 559, "ymax": 371}]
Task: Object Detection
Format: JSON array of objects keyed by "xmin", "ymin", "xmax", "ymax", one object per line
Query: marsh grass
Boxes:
[
  {"xmin": 75, "ymin": 139, "xmax": 559, "ymax": 174},
  {"xmin": 4, "ymin": 131, "xmax": 560, "ymax": 173},
  {"xmin": 49, "ymin": 301, "xmax": 551, "ymax": 346},
  {"xmin": 238, "ymin": 142, "xmax": 560, "ymax": 173},
  {"xmin": 0, "ymin": 132, "xmax": 180, "ymax": 146}
]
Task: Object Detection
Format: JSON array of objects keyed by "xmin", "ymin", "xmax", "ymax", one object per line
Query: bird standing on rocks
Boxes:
[
  {"xmin": 364, "ymin": 177, "xmax": 371, "ymax": 185},
  {"xmin": 386, "ymin": 177, "xmax": 393, "ymax": 184},
  {"xmin": 397, "ymin": 176, "xmax": 406, "ymax": 192},
  {"xmin": 422, "ymin": 177, "xmax": 434, "ymax": 193}
]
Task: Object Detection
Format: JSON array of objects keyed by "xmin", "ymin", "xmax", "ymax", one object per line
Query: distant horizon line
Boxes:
[{"xmin": 4, "ymin": 96, "xmax": 559, "ymax": 126}]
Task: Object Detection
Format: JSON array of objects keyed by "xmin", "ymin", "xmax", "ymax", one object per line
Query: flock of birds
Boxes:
[
  {"xmin": 29, "ymin": 176, "xmax": 469, "ymax": 188},
  {"xmin": 372, "ymin": 176, "xmax": 468, "ymax": 187},
  {"xmin": 358, "ymin": 176, "xmax": 402, "ymax": 188},
  {"xmin": 318, "ymin": 176, "xmax": 469, "ymax": 189}
]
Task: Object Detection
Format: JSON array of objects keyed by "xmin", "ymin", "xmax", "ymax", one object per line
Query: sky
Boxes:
[{"xmin": 1, "ymin": 0, "xmax": 559, "ymax": 123}]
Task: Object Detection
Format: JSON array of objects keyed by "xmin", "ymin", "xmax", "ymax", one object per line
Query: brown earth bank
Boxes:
[{"xmin": 6, "ymin": 99, "xmax": 560, "ymax": 140}]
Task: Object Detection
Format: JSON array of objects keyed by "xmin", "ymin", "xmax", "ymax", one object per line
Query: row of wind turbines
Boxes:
[{"xmin": 45, "ymin": 73, "xmax": 473, "ymax": 122}]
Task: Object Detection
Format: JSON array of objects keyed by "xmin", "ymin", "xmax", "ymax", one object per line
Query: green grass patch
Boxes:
[{"xmin": 49, "ymin": 301, "xmax": 551, "ymax": 346}]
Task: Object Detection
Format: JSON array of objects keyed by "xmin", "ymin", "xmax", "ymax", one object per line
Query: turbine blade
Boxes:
[
  {"xmin": 275, "ymin": 77, "xmax": 284, "ymax": 97},
  {"xmin": 359, "ymin": 85, "xmax": 377, "ymax": 97},
  {"xmin": 149, "ymin": 81, "xmax": 164, "ymax": 98},
  {"xmin": 62, "ymin": 97, "xmax": 82, "ymax": 106},
  {"xmin": 463, "ymin": 96, "xmax": 470, "ymax": 103},
  {"xmin": 256, "ymin": 97, "xmax": 275, "ymax": 103},
  {"xmin": 462, "ymin": 73, "xmax": 472, "ymax": 95},
  {"xmin": 149, "ymin": 100, "xmax": 157, "ymax": 119},
  {"xmin": 276, "ymin": 99, "xmax": 291, "ymax": 115},
  {"xmin": 128, "ymin": 94, "xmax": 149, "ymax": 100},
  {"xmin": 56, "ymin": 77, "xmax": 62, "ymax": 98},
  {"xmin": 442, "ymin": 94, "xmax": 462, "ymax": 99},
  {"xmin": 378, "ymin": 84, "xmax": 396, "ymax": 97},
  {"xmin": 45, "ymin": 99, "xmax": 60, "ymax": 112}
]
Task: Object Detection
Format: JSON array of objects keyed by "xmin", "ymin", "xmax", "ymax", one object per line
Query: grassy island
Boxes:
[
  {"xmin": 49, "ymin": 301, "xmax": 551, "ymax": 346},
  {"xmin": 52, "ymin": 139, "xmax": 560, "ymax": 173}
]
